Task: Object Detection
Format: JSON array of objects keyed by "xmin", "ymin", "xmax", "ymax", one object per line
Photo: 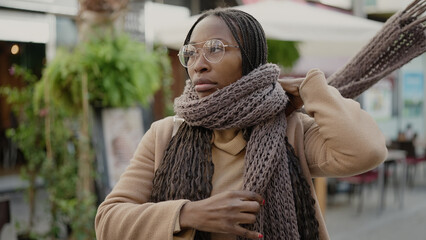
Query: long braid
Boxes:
[
  {"xmin": 150, "ymin": 122, "xmax": 214, "ymax": 239},
  {"xmin": 150, "ymin": 122, "xmax": 214, "ymax": 202},
  {"xmin": 286, "ymin": 139, "xmax": 319, "ymax": 240}
]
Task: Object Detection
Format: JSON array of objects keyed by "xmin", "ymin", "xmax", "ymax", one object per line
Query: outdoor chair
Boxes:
[
  {"xmin": 396, "ymin": 141, "xmax": 426, "ymax": 187},
  {"xmin": 337, "ymin": 169, "xmax": 379, "ymax": 213}
]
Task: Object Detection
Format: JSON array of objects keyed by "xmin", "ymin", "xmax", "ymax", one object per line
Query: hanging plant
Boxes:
[{"xmin": 37, "ymin": 33, "xmax": 170, "ymax": 112}]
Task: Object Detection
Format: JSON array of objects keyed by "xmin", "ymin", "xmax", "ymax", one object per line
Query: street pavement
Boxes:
[{"xmin": 326, "ymin": 171, "xmax": 426, "ymax": 240}]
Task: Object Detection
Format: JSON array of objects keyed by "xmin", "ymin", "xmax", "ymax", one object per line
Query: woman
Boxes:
[{"xmin": 95, "ymin": 8, "xmax": 387, "ymax": 240}]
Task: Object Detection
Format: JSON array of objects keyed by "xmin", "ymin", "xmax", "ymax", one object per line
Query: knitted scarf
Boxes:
[
  {"xmin": 150, "ymin": 63, "xmax": 318, "ymax": 239},
  {"xmin": 328, "ymin": 0, "xmax": 426, "ymax": 99}
]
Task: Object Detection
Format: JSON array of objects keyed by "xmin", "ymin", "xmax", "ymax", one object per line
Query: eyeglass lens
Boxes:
[{"xmin": 178, "ymin": 39, "xmax": 226, "ymax": 67}]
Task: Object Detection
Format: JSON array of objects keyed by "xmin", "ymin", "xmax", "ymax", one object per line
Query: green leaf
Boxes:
[{"xmin": 267, "ymin": 39, "xmax": 300, "ymax": 70}]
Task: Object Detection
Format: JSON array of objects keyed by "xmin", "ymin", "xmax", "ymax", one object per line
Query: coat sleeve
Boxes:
[
  {"xmin": 95, "ymin": 118, "xmax": 195, "ymax": 240},
  {"xmin": 299, "ymin": 69, "xmax": 388, "ymax": 177}
]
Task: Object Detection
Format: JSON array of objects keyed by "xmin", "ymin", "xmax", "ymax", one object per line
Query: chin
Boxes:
[{"xmin": 197, "ymin": 90, "xmax": 216, "ymax": 98}]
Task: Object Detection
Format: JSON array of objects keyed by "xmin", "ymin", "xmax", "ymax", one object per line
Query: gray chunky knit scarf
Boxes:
[
  {"xmin": 175, "ymin": 65, "xmax": 296, "ymax": 230},
  {"xmin": 151, "ymin": 63, "xmax": 317, "ymax": 239}
]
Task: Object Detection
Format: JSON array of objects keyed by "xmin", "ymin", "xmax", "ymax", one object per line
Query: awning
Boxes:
[
  {"xmin": 0, "ymin": 9, "xmax": 50, "ymax": 43},
  {"xmin": 147, "ymin": 1, "xmax": 383, "ymax": 51}
]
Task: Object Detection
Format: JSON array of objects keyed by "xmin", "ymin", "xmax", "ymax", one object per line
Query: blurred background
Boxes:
[{"xmin": 0, "ymin": 0, "xmax": 425, "ymax": 239}]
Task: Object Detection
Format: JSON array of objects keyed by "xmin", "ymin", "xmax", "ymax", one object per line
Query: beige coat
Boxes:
[{"xmin": 95, "ymin": 72, "xmax": 387, "ymax": 240}]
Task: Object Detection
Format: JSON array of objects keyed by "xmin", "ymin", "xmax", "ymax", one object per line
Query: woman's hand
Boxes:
[
  {"xmin": 179, "ymin": 190, "xmax": 264, "ymax": 239},
  {"xmin": 278, "ymin": 77, "xmax": 304, "ymax": 116}
]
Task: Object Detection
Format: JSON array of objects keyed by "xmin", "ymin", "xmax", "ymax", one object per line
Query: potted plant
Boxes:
[{"xmin": 35, "ymin": 30, "xmax": 171, "ymax": 239}]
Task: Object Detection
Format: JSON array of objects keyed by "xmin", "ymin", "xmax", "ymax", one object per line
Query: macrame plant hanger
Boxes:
[{"xmin": 327, "ymin": 0, "xmax": 426, "ymax": 99}]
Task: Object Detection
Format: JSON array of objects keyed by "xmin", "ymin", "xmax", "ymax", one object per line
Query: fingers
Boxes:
[
  {"xmin": 235, "ymin": 212, "xmax": 257, "ymax": 224},
  {"xmin": 191, "ymin": 191, "xmax": 264, "ymax": 237},
  {"xmin": 240, "ymin": 200, "xmax": 261, "ymax": 214},
  {"xmin": 234, "ymin": 225, "xmax": 263, "ymax": 239},
  {"xmin": 232, "ymin": 190, "xmax": 264, "ymax": 205},
  {"xmin": 287, "ymin": 93, "xmax": 304, "ymax": 109},
  {"xmin": 278, "ymin": 77, "xmax": 304, "ymax": 117},
  {"xmin": 278, "ymin": 77, "xmax": 304, "ymax": 96}
]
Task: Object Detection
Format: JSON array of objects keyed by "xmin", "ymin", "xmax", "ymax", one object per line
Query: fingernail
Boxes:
[
  {"xmin": 262, "ymin": 199, "xmax": 265, "ymax": 206},
  {"xmin": 258, "ymin": 233, "xmax": 263, "ymax": 238}
]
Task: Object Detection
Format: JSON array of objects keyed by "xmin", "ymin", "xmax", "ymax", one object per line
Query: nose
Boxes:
[{"xmin": 191, "ymin": 51, "xmax": 210, "ymax": 73}]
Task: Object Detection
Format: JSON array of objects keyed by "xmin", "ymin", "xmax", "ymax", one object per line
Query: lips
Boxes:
[{"xmin": 193, "ymin": 78, "xmax": 217, "ymax": 93}]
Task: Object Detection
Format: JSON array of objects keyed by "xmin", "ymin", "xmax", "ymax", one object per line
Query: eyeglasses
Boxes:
[{"xmin": 177, "ymin": 39, "xmax": 239, "ymax": 68}]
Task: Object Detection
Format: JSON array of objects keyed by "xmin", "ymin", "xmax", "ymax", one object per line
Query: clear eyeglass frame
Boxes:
[{"xmin": 177, "ymin": 39, "xmax": 239, "ymax": 68}]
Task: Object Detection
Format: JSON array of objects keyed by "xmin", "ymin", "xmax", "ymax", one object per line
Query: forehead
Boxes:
[{"xmin": 190, "ymin": 15, "xmax": 236, "ymax": 44}]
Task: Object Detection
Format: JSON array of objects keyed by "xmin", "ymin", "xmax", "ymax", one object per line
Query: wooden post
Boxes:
[
  {"xmin": 314, "ymin": 177, "xmax": 327, "ymax": 216},
  {"xmin": 78, "ymin": 72, "xmax": 94, "ymax": 198}
]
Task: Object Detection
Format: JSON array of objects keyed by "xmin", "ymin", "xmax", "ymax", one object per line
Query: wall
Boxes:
[
  {"xmin": 399, "ymin": 55, "xmax": 425, "ymax": 149},
  {"xmin": 366, "ymin": 54, "xmax": 425, "ymax": 152}
]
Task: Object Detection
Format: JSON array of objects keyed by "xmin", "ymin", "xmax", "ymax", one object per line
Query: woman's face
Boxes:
[{"xmin": 187, "ymin": 16, "xmax": 242, "ymax": 98}]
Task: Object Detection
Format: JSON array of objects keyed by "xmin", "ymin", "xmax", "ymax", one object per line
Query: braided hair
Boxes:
[{"xmin": 151, "ymin": 8, "xmax": 319, "ymax": 240}]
